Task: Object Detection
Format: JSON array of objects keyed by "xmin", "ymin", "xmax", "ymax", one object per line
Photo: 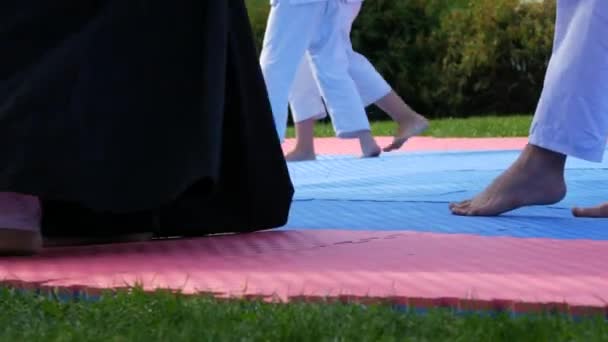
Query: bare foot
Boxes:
[
  {"xmin": 287, "ymin": 118, "xmax": 316, "ymax": 162},
  {"xmin": 285, "ymin": 149, "xmax": 316, "ymax": 162},
  {"xmin": 358, "ymin": 131, "xmax": 382, "ymax": 158},
  {"xmin": 572, "ymin": 202, "xmax": 608, "ymax": 218},
  {"xmin": 0, "ymin": 229, "xmax": 42, "ymax": 256},
  {"xmin": 361, "ymin": 146, "xmax": 381, "ymax": 159},
  {"xmin": 383, "ymin": 114, "xmax": 429, "ymax": 152},
  {"xmin": 449, "ymin": 145, "xmax": 567, "ymax": 216},
  {"xmin": 373, "ymin": 91, "xmax": 429, "ymax": 152}
]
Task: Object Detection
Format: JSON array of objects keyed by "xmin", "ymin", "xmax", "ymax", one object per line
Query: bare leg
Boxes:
[
  {"xmin": 285, "ymin": 117, "xmax": 317, "ymax": 162},
  {"xmin": 572, "ymin": 203, "xmax": 608, "ymax": 218},
  {"xmin": 450, "ymin": 144, "xmax": 567, "ymax": 216},
  {"xmin": 374, "ymin": 91, "xmax": 429, "ymax": 152}
]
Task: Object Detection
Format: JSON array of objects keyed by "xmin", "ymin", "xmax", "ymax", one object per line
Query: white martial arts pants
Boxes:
[
  {"xmin": 529, "ymin": 0, "xmax": 608, "ymax": 162},
  {"xmin": 289, "ymin": 2, "xmax": 391, "ymax": 133},
  {"xmin": 260, "ymin": 0, "xmax": 370, "ymax": 142}
]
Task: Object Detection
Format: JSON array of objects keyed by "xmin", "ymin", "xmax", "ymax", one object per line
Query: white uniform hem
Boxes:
[{"xmin": 529, "ymin": 128, "xmax": 605, "ymax": 163}]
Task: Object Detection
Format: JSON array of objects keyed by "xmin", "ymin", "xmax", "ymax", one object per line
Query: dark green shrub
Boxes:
[
  {"xmin": 246, "ymin": 0, "xmax": 556, "ymax": 118},
  {"xmin": 432, "ymin": 0, "xmax": 556, "ymax": 116},
  {"xmin": 351, "ymin": 0, "xmax": 454, "ymax": 118},
  {"xmin": 246, "ymin": 0, "xmax": 269, "ymax": 54}
]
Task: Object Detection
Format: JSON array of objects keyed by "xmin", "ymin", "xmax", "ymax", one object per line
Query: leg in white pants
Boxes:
[
  {"xmin": 289, "ymin": 56, "xmax": 328, "ymax": 124},
  {"xmin": 260, "ymin": 1, "xmax": 327, "ymax": 142},
  {"xmin": 289, "ymin": 51, "xmax": 391, "ymax": 127},
  {"xmin": 529, "ymin": 0, "xmax": 608, "ymax": 162},
  {"xmin": 260, "ymin": 0, "xmax": 370, "ymax": 142},
  {"xmin": 306, "ymin": 1, "xmax": 371, "ymax": 139},
  {"xmin": 289, "ymin": 2, "xmax": 391, "ymax": 133}
]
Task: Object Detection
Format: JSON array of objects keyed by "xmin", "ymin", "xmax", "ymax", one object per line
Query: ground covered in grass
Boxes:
[
  {"xmin": 1, "ymin": 288, "xmax": 606, "ymax": 341},
  {"xmin": 286, "ymin": 114, "xmax": 532, "ymax": 139}
]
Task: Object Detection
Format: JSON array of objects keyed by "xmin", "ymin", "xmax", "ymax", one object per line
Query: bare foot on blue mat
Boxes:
[
  {"xmin": 358, "ymin": 131, "xmax": 382, "ymax": 158},
  {"xmin": 383, "ymin": 114, "xmax": 429, "ymax": 152},
  {"xmin": 285, "ymin": 148, "xmax": 316, "ymax": 162},
  {"xmin": 449, "ymin": 144, "xmax": 567, "ymax": 216},
  {"xmin": 572, "ymin": 202, "xmax": 608, "ymax": 218}
]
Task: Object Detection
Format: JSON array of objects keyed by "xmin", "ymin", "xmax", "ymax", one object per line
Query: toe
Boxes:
[
  {"xmin": 450, "ymin": 201, "xmax": 472, "ymax": 215},
  {"xmin": 451, "ymin": 207, "xmax": 468, "ymax": 215},
  {"xmin": 383, "ymin": 138, "xmax": 408, "ymax": 152},
  {"xmin": 572, "ymin": 204, "xmax": 608, "ymax": 218},
  {"xmin": 449, "ymin": 200, "xmax": 471, "ymax": 210}
]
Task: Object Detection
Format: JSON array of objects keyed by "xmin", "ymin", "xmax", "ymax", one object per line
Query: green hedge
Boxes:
[
  {"xmin": 247, "ymin": 0, "xmax": 556, "ymax": 118},
  {"xmin": 246, "ymin": 0, "xmax": 269, "ymax": 53}
]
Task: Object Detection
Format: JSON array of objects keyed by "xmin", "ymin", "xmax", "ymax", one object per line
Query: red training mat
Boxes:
[
  {"xmin": 282, "ymin": 137, "xmax": 528, "ymax": 155},
  {"xmin": 1, "ymin": 230, "xmax": 606, "ymax": 315}
]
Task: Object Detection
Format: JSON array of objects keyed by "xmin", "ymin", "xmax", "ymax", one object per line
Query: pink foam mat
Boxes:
[
  {"xmin": 1, "ymin": 230, "xmax": 606, "ymax": 315},
  {"xmin": 282, "ymin": 137, "xmax": 528, "ymax": 155}
]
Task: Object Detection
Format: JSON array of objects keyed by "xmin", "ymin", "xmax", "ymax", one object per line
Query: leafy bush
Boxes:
[
  {"xmin": 431, "ymin": 0, "xmax": 556, "ymax": 116},
  {"xmin": 350, "ymin": 0, "xmax": 455, "ymax": 117},
  {"xmin": 245, "ymin": 0, "xmax": 269, "ymax": 54},
  {"xmin": 246, "ymin": 0, "xmax": 556, "ymax": 118}
]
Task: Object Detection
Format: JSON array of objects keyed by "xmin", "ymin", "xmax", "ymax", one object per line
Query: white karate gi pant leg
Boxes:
[
  {"xmin": 289, "ymin": 56, "xmax": 328, "ymax": 124},
  {"xmin": 260, "ymin": 0, "xmax": 370, "ymax": 142},
  {"xmin": 529, "ymin": 0, "xmax": 608, "ymax": 162},
  {"xmin": 289, "ymin": 2, "xmax": 391, "ymax": 135}
]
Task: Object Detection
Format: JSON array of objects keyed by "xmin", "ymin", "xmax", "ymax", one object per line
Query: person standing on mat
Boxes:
[
  {"xmin": 0, "ymin": 0, "xmax": 293, "ymax": 255},
  {"xmin": 260, "ymin": 0, "xmax": 382, "ymax": 159},
  {"xmin": 285, "ymin": 1, "xmax": 429, "ymax": 162},
  {"xmin": 450, "ymin": 0, "xmax": 608, "ymax": 218}
]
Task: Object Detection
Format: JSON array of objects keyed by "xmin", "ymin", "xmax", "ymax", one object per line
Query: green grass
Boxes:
[
  {"xmin": 1, "ymin": 288, "xmax": 606, "ymax": 341},
  {"xmin": 286, "ymin": 114, "xmax": 533, "ymax": 138}
]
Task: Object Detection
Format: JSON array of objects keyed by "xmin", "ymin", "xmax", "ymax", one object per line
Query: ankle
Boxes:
[
  {"xmin": 290, "ymin": 145, "xmax": 315, "ymax": 156},
  {"xmin": 355, "ymin": 129, "xmax": 373, "ymax": 140},
  {"xmin": 524, "ymin": 144, "xmax": 567, "ymax": 172}
]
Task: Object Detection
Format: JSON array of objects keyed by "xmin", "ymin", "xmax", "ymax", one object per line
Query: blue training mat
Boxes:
[{"xmin": 283, "ymin": 149, "xmax": 608, "ymax": 241}]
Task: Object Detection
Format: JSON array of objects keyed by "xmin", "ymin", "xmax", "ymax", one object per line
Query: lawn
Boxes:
[
  {"xmin": 1, "ymin": 288, "xmax": 606, "ymax": 341},
  {"xmin": 286, "ymin": 114, "xmax": 533, "ymax": 138}
]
